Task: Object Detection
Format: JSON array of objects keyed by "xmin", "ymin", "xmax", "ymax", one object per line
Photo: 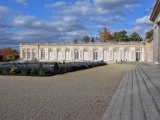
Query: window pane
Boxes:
[
  {"xmin": 41, "ymin": 50, "xmax": 45, "ymax": 59},
  {"xmin": 58, "ymin": 50, "xmax": 61, "ymax": 60},
  {"xmin": 49, "ymin": 50, "xmax": 53, "ymax": 60}
]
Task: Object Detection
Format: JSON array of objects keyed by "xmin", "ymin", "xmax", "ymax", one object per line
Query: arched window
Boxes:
[
  {"xmin": 28, "ymin": 50, "xmax": 31, "ymax": 59},
  {"xmin": 23, "ymin": 50, "xmax": 26, "ymax": 59},
  {"xmin": 75, "ymin": 50, "xmax": 79, "ymax": 60},
  {"xmin": 33, "ymin": 50, "xmax": 36, "ymax": 59},
  {"xmin": 49, "ymin": 50, "xmax": 53, "ymax": 60},
  {"xmin": 41, "ymin": 49, "xmax": 45, "ymax": 60},
  {"xmin": 136, "ymin": 49, "xmax": 140, "ymax": 61},
  {"xmin": 114, "ymin": 49, "xmax": 118, "ymax": 61},
  {"xmin": 57, "ymin": 50, "xmax": 61, "ymax": 60},
  {"xmin": 93, "ymin": 50, "xmax": 98, "ymax": 61},
  {"xmin": 103, "ymin": 49, "xmax": 108, "ymax": 61},
  {"xmin": 125, "ymin": 49, "xmax": 129, "ymax": 61},
  {"xmin": 65, "ymin": 50, "xmax": 70, "ymax": 60},
  {"xmin": 84, "ymin": 50, "xmax": 88, "ymax": 60}
]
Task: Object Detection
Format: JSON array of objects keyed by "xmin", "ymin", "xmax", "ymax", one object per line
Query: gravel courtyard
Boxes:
[{"xmin": 0, "ymin": 63, "xmax": 135, "ymax": 120}]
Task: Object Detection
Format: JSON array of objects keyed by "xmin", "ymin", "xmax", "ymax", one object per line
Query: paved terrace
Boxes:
[
  {"xmin": 0, "ymin": 63, "xmax": 135, "ymax": 120},
  {"xmin": 101, "ymin": 63, "xmax": 160, "ymax": 120}
]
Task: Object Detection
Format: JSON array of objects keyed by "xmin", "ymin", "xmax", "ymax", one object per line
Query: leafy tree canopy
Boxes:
[
  {"xmin": 113, "ymin": 30, "xmax": 128, "ymax": 41},
  {"xmin": 145, "ymin": 30, "xmax": 153, "ymax": 39},
  {"xmin": 129, "ymin": 32, "xmax": 142, "ymax": 41},
  {"xmin": 96, "ymin": 28, "xmax": 114, "ymax": 42}
]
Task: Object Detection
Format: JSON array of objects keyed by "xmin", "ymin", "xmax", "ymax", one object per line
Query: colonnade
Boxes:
[{"xmin": 20, "ymin": 46, "xmax": 144, "ymax": 62}]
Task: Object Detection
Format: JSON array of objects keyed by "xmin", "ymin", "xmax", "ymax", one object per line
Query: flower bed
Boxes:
[{"xmin": 0, "ymin": 61, "xmax": 107, "ymax": 76}]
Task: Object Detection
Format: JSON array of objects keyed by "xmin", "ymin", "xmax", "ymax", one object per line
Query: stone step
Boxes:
[
  {"xmin": 140, "ymin": 66, "xmax": 160, "ymax": 91},
  {"xmin": 121, "ymin": 69, "xmax": 132, "ymax": 120},
  {"xmin": 132, "ymin": 68, "xmax": 145, "ymax": 120},
  {"xmin": 138, "ymin": 66, "xmax": 160, "ymax": 114},
  {"xmin": 101, "ymin": 70, "xmax": 130, "ymax": 120},
  {"xmin": 109, "ymin": 70, "xmax": 131, "ymax": 120},
  {"xmin": 136, "ymin": 67, "xmax": 160, "ymax": 120},
  {"xmin": 101, "ymin": 63, "xmax": 160, "ymax": 120}
]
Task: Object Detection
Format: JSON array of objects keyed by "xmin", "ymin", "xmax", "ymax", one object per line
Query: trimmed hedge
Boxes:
[{"xmin": 0, "ymin": 61, "xmax": 107, "ymax": 76}]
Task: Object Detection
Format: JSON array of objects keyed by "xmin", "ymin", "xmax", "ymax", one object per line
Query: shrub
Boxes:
[
  {"xmin": 38, "ymin": 68, "xmax": 48, "ymax": 76},
  {"xmin": 15, "ymin": 55, "xmax": 19, "ymax": 60},
  {"xmin": 0, "ymin": 55, "xmax": 3, "ymax": 61},
  {"xmin": 30, "ymin": 68, "xmax": 39, "ymax": 75},
  {"xmin": 54, "ymin": 62, "xmax": 59, "ymax": 73},
  {"xmin": 2, "ymin": 68, "xmax": 10, "ymax": 75},
  {"xmin": 20, "ymin": 67, "xmax": 31, "ymax": 75},
  {"xmin": 58, "ymin": 64, "xmax": 67, "ymax": 73},
  {"xmin": 10, "ymin": 66, "xmax": 20, "ymax": 74}
]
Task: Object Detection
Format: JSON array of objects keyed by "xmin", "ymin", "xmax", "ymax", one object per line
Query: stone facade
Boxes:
[
  {"xmin": 19, "ymin": 41, "xmax": 152, "ymax": 62},
  {"xmin": 144, "ymin": 38, "xmax": 153, "ymax": 62},
  {"xmin": 150, "ymin": 0, "xmax": 160, "ymax": 64}
]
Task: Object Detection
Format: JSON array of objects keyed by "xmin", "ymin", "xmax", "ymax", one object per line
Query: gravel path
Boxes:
[{"xmin": 0, "ymin": 63, "xmax": 135, "ymax": 120}]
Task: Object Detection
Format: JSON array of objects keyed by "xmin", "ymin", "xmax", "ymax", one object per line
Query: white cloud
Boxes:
[
  {"xmin": 129, "ymin": 16, "xmax": 153, "ymax": 39},
  {"xmin": 0, "ymin": 11, "xmax": 87, "ymax": 45},
  {"xmin": 45, "ymin": 0, "xmax": 141, "ymax": 16},
  {"xmin": 89, "ymin": 16, "xmax": 124, "ymax": 25},
  {"xmin": 45, "ymin": 1, "xmax": 66, "ymax": 8},
  {"xmin": 93, "ymin": 0, "xmax": 141, "ymax": 14},
  {"xmin": 0, "ymin": 6, "xmax": 11, "ymax": 19},
  {"xmin": 13, "ymin": 0, "xmax": 27, "ymax": 6},
  {"xmin": 135, "ymin": 16, "xmax": 152, "ymax": 25}
]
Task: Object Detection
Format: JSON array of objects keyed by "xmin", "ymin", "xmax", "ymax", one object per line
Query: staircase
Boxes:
[{"xmin": 101, "ymin": 63, "xmax": 160, "ymax": 120}]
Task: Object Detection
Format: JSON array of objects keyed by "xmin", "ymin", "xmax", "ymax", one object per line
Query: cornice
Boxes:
[{"xmin": 150, "ymin": 0, "xmax": 160, "ymax": 22}]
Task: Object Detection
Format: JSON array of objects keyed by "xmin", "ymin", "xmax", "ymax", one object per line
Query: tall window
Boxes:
[
  {"xmin": 41, "ymin": 49, "xmax": 45, "ymax": 59},
  {"xmin": 136, "ymin": 49, "xmax": 140, "ymax": 61},
  {"xmin": 114, "ymin": 49, "xmax": 118, "ymax": 61},
  {"xmin": 28, "ymin": 50, "xmax": 31, "ymax": 59},
  {"xmin": 65, "ymin": 50, "xmax": 70, "ymax": 60},
  {"xmin": 93, "ymin": 50, "xmax": 98, "ymax": 61},
  {"xmin": 49, "ymin": 50, "xmax": 53, "ymax": 60},
  {"xmin": 103, "ymin": 49, "xmax": 108, "ymax": 61},
  {"xmin": 84, "ymin": 50, "xmax": 88, "ymax": 60},
  {"xmin": 33, "ymin": 50, "xmax": 36, "ymax": 59},
  {"xmin": 125, "ymin": 49, "xmax": 129, "ymax": 61},
  {"xmin": 57, "ymin": 50, "xmax": 61, "ymax": 60},
  {"xmin": 75, "ymin": 50, "xmax": 79, "ymax": 60},
  {"xmin": 23, "ymin": 50, "xmax": 26, "ymax": 59}
]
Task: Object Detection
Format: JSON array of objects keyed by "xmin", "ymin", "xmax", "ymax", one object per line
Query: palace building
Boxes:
[{"xmin": 19, "ymin": 41, "xmax": 152, "ymax": 62}]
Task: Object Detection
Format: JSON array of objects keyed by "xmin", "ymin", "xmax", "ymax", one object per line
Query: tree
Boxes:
[
  {"xmin": 82, "ymin": 36, "xmax": 90, "ymax": 43},
  {"xmin": 145, "ymin": 30, "xmax": 153, "ymax": 39},
  {"xmin": 73, "ymin": 39, "xmax": 78, "ymax": 43},
  {"xmin": 91, "ymin": 37, "xmax": 94, "ymax": 42},
  {"xmin": 0, "ymin": 47, "xmax": 19, "ymax": 61},
  {"xmin": 96, "ymin": 28, "xmax": 114, "ymax": 42},
  {"xmin": 113, "ymin": 30, "xmax": 128, "ymax": 41},
  {"xmin": 129, "ymin": 32, "xmax": 142, "ymax": 41}
]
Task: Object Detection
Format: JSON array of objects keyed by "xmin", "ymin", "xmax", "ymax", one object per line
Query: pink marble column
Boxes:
[
  {"xmin": 71, "ymin": 50, "xmax": 73, "ymax": 58},
  {"xmin": 80, "ymin": 50, "xmax": 82, "ymax": 58},
  {"xmin": 110, "ymin": 49, "xmax": 112, "ymax": 60},
  {"xmin": 131, "ymin": 49, "xmax": 134, "ymax": 60},
  {"xmin": 90, "ymin": 49, "xmax": 92, "ymax": 58},
  {"xmin": 120, "ymin": 49, "xmax": 122, "ymax": 59},
  {"xmin": 100, "ymin": 50, "xmax": 101, "ymax": 60}
]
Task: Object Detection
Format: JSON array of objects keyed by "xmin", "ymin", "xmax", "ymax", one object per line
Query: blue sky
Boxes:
[{"xmin": 0, "ymin": 0, "xmax": 155, "ymax": 50}]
